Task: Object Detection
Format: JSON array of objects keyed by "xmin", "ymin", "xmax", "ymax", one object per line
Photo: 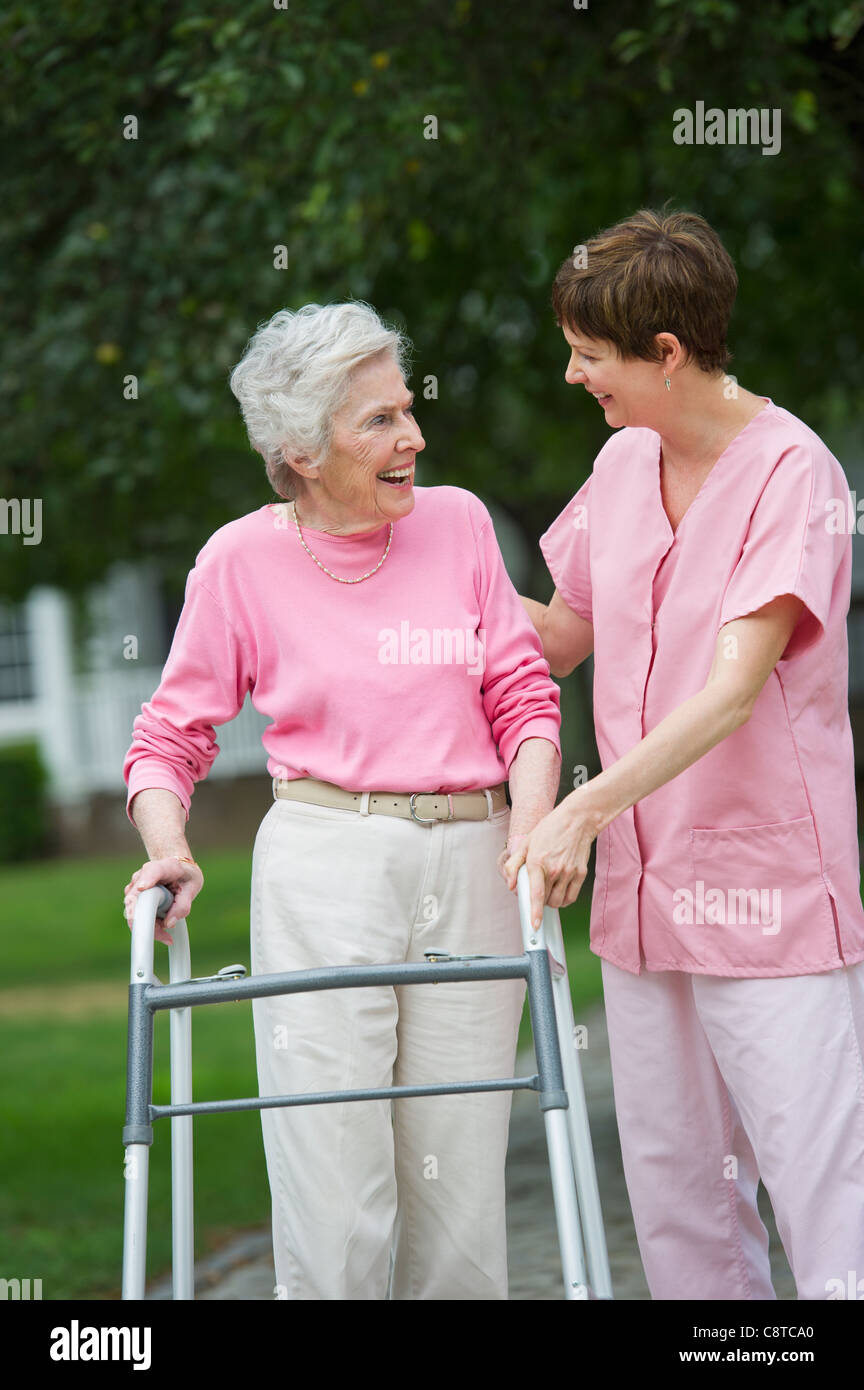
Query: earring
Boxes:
[{"xmin": 664, "ymin": 374, "xmax": 671, "ymax": 391}]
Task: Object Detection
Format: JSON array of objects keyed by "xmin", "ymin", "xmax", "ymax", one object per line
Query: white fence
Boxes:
[
  {"xmin": 0, "ymin": 662, "xmax": 270, "ymax": 806},
  {"xmin": 72, "ymin": 669, "xmax": 271, "ymax": 794}
]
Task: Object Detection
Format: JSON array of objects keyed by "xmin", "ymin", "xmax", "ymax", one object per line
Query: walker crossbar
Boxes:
[
  {"xmin": 145, "ymin": 953, "xmax": 533, "ymax": 1008},
  {"xmin": 150, "ymin": 1074, "xmax": 542, "ymax": 1119},
  {"xmin": 121, "ymin": 867, "xmax": 613, "ymax": 1302}
]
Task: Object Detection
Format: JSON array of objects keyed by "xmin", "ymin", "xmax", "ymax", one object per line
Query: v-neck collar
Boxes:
[{"xmin": 656, "ymin": 397, "xmax": 774, "ymax": 541}]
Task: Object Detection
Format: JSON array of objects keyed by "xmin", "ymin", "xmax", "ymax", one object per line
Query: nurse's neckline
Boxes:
[{"xmin": 657, "ymin": 396, "xmax": 774, "ymax": 538}]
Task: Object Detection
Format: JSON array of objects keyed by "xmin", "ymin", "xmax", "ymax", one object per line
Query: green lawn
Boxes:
[{"xmin": 0, "ymin": 851, "xmax": 599, "ymax": 1299}]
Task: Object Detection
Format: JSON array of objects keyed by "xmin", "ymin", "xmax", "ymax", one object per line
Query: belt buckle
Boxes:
[{"xmin": 409, "ymin": 792, "xmax": 453, "ymax": 825}]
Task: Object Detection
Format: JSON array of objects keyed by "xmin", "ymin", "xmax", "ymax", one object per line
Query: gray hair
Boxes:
[{"xmin": 228, "ymin": 301, "xmax": 413, "ymax": 500}]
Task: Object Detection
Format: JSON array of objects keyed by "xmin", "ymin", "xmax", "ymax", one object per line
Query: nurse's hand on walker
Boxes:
[{"xmin": 502, "ymin": 783, "xmax": 600, "ymax": 929}]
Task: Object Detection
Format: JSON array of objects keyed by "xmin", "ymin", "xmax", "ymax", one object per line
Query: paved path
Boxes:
[{"xmin": 146, "ymin": 1003, "xmax": 796, "ymax": 1301}]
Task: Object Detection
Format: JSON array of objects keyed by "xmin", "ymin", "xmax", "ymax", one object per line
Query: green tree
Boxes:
[{"xmin": 2, "ymin": 0, "xmax": 862, "ymax": 602}]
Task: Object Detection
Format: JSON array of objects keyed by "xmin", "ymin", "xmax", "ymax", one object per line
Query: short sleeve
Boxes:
[
  {"xmin": 718, "ymin": 443, "xmax": 849, "ymax": 660},
  {"xmin": 539, "ymin": 475, "xmax": 593, "ymax": 624}
]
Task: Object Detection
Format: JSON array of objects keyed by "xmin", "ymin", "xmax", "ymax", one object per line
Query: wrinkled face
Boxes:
[
  {"xmin": 296, "ymin": 352, "xmax": 425, "ymax": 531},
  {"xmin": 562, "ymin": 324, "xmax": 668, "ymax": 429}
]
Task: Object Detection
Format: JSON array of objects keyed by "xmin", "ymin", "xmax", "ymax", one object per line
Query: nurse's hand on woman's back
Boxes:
[{"xmin": 520, "ymin": 589, "xmax": 593, "ymax": 677}]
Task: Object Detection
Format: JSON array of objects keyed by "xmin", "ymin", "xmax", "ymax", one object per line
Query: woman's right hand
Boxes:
[{"xmin": 123, "ymin": 858, "xmax": 204, "ymax": 946}]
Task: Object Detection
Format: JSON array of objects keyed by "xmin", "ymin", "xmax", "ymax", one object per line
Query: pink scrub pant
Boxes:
[{"xmin": 600, "ymin": 955, "xmax": 864, "ymax": 1300}]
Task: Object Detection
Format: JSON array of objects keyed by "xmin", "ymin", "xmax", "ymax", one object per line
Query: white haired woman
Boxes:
[{"xmin": 121, "ymin": 301, "xmax": 562, "ymax": 1301}]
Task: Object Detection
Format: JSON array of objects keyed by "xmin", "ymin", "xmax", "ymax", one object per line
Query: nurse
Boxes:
[{"xmin": 506, "ymin": 207, "xmax": 864, "ymax": 1301}]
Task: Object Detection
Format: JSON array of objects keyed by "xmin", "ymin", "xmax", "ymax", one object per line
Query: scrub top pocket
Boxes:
[{"xmin": 686, "ymin": 815, "xmax": 839, "ymax": 970}]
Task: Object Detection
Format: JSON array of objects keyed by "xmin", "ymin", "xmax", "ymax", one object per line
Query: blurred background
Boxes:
[{"xmin": 1, "ymin": 0, "xmax": 862, "ymax": 1300}]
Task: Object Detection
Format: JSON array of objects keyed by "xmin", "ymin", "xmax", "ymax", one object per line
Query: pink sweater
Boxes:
[{"xmin": 123, "ymin": 487, "xmax": 561, "ymax": 824}]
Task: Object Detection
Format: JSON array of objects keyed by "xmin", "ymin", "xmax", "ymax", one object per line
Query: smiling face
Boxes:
[
  {"xmin": 562, "ymin": 323, "xmax": 670, "ymax": 430},
  {"xmin": 291, "ymin": 351, "xmax": 425, "ymax": 533}
]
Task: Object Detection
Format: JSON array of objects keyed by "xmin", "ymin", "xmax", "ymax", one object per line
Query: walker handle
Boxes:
[
  {"xmin": 155, "ymin": 884, "xmax": 174, "ymax": 916},
  {"xmin": 128, "ymin": 884, "xmax": 190, "ymax": 986}
]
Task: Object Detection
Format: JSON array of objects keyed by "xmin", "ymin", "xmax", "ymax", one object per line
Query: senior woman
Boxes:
[
  {"xmin": 121, "ymin": 301, "xmax": 562, "ymax": 1301},
  {"xmin": 505, "ymin": 208, "xmax": 864, "ymax": 1301}
]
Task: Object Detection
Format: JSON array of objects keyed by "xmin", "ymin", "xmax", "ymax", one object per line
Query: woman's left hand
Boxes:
[{"xmin": 501, "ymin": 785, "xmax": 602, "ymax": 928}]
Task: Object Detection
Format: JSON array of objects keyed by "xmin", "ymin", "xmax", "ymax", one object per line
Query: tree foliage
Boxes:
[{"xmin": 2, "ymin": 0, "xmax": 862, "ymax": 599}]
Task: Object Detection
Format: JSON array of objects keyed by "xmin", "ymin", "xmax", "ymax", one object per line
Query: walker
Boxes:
[{"xmin": 121, "ymin": 864, "xmax": 613, "ymax": 1300}]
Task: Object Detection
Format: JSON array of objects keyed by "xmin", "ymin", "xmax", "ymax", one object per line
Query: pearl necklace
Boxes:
[{"xmin": 291, "ymin": 502, "xmax": 394, "ymax": 584}]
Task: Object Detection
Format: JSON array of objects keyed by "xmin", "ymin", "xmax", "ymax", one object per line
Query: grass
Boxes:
[{"xmin": 0, "ymin": 850, "xmax": 599, "ymax": 1299}]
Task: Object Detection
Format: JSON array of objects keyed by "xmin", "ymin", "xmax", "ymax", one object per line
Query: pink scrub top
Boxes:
[{"xmin": 540, "ymin": 398, "xmax": 864, "ymax": 978}]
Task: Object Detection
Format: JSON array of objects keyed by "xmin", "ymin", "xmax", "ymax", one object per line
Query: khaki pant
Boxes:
[{"xmin": 250, "ymin": 791, "xmax": 526, "ymax": 1300}]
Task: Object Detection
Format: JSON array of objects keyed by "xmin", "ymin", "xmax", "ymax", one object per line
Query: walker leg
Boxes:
[
  {"xmin": 524, "ymin": 926, "xmax": 590, "ymax": 1300},
  {"xmin": 122, "ymin": 1144, "xmax": 150, "ymax": 1300},
  {"xmin": 169, "ymin": 919, "xmax": 194, "ymax": 1300},
  {"xmin": 121, "ymin": 884, "xmax": 172, "ymax": 1301},
  {"xmin": 122, "ymin": 976, "xmax": 156, "ymax": 1300},
  {"xmin": 543, "ymin": 1108, "xmax": 589, "ymax": 1299},
  {"xmin": 517, "ymin": 866, "xmax": 612, "ymax": 1300},
  {"xmin": 551, "ymin": 965, "xmax": 614, "ymax": 1299}
]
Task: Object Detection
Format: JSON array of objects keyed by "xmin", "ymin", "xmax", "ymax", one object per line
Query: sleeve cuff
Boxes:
[
  {"xmin": 126, "ymin": 770, "xmax": 192, "ymax": 827},
  {"xmin": 500, "ymin": 721, "xmax": 562, "ymax": 775}
]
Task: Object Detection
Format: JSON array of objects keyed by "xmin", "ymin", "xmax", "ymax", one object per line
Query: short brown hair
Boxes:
[{"xmin": 550, "ymin": 207, "xmax": 737, "ymax": 374}]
